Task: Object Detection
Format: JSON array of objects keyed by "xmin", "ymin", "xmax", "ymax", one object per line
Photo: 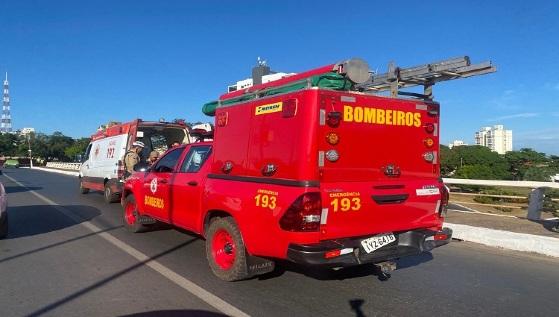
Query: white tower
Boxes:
[{"xmin": 1, "ymin": 72, "xmax": 12, "ymax": 133}]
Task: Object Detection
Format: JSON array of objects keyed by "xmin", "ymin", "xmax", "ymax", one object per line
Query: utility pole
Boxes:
[{"xmin": 27, "ymin": 134, "xmax": 33, "ymax": 168}]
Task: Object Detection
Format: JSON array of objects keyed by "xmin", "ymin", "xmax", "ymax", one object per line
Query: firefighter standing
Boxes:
[{"xmin": 124, "ymin": 141, "xmax": 145, "ymax": 177}]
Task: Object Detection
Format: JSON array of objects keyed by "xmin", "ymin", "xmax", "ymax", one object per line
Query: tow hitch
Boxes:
[{"xmin": 375, "ymin": 261, "xmax": 397, "ymax": 280}]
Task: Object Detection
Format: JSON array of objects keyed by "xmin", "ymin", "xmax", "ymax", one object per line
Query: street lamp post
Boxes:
[{"xmin": 26, "ymin": 134, "xmax": 33, "ymax": 169}]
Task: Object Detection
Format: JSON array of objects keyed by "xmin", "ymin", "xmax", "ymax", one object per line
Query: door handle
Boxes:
[
  {"xmin": 159, "ymin": 179, "xmax": 168, "ymax": 184},
  {"xmin": 187, "ymin": 181, "xmax": 198, "ymax": 186}
]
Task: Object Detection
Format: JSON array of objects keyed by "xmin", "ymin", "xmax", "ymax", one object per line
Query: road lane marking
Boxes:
[{"xmin": 3, "ymin": 173, "xmax": 250, "ymax": 317}]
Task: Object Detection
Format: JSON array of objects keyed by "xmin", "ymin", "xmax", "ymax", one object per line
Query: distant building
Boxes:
[
  {"xmin": 475, "ymin": 125, "xmax": 513, "ymax": 154},
  {"xmin": 448, "ymin": 140, "xmax": 467, "ymax": 149},
  {"xmin": 20, "ymin": 127, "xmax": 35, "ymax": 135}
]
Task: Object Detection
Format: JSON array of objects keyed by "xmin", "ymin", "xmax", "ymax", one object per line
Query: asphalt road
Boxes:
[{"xmin": 1, "ymin": 168, "xmax": 558, "ymax": 317}]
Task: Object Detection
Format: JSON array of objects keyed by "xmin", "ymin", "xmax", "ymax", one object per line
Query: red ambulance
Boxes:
[{"xmin": 120, "ymin": 57, "xmax": 493, "ymax": 281}]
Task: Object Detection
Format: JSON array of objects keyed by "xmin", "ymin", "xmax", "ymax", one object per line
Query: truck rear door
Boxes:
[{"xmin": 317, "ymin": 91, "xmax": 444, "ymax": 240}]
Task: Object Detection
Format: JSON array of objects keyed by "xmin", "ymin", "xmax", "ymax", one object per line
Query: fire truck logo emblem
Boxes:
[
  {"xmin": 94, "ymin": 145, "xmax": 100, "ymax": 157},
  {"xmin": 150, "ymin": 178, "xmax": 158, "ymax": 194}
]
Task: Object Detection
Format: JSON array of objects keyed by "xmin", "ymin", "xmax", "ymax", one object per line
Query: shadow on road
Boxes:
[
  {"xmin": 4, "ymin": 204, "xmax": 101, "ymax": 239},
  {"xmin": 27, "ymin": 238, "xmax": 198, "ymax": 317},
  {"xmin": 0, "ymin": 225, "xmax": 122, "ymax": 264},
  {"xmin": 349, "ymin": 299, "xmax": 366, "ymax": 317},
  {"xmin": 528, "ymin": 218, "xmax": 559, "ymax": 234},
  {"xmin": 4, "ymin": 186, "xmax": 43, "ymax": 194},
  {"xmin": 259, "ymin": 252, "xmax": 434, "ymax": 281},
  {"xmin": 395, "ymin": 252, "xmax": 434, "ymax": 270},
  {"xmin": 119, "ymin": 310, "xmax": 228, "ymax": 317}
]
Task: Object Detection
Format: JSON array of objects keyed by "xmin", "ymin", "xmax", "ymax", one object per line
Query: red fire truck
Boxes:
[{"xmin": 122, "ymin": 57, "xmax": 495, "ymax": 281}]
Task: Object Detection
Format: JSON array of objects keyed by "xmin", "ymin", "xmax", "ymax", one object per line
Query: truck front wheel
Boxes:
[{"xmin": 206, "ymin": 217, "xmax": 251, "ymax": 281}]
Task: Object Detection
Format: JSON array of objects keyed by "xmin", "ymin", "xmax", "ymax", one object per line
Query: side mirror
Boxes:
[{"xmin": 134, "ymin": 162, "xmax": 149, "ymax": 172}]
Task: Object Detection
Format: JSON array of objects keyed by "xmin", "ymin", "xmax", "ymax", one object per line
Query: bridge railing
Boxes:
[
  {"xmin": 45, "ymin": 162, "xmax": 82, "ymax": 171},
  {"xmin": 443, "ymin": 178, "xmax": 559, "ymax": 220}
]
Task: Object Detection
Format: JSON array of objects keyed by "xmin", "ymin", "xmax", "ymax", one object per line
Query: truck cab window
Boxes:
[
  {"xmin": 180, "ymin": 146, "xmax": 212, "ymax": 173},
  {"xmin": 153, "ymin": 148, "xmax": 184, "ymax": 173}
]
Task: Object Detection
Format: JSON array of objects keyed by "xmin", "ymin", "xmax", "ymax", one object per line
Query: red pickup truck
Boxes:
[{"xmin": 122, "ymin": 58, "xmax": 455, "ymax": 281}]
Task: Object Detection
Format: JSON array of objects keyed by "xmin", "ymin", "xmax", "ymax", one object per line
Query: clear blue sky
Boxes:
[{"xmin": 1, "ymin": 0, "xmax": 558, "ymax": 154}]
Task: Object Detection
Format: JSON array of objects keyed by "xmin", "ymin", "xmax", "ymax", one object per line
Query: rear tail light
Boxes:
[
  {"xmin": 434, "ymin": 232, "xmax": 448, "ymax": 241},
  {"xmin": 280, "ymin": 192, "xmax": 322, "ymax": 232},
  {"xmin": 324, "ymin": 249, "xmax": 341, "ymax": 259},
  {"xmin": 424, "ymin": 123, "xmax": 435, "ymax": 134},
  {"xmin": 324, "ymin": 248, "xmax": 354, "ymax": 259},
  {"xmin": 326, "ymin": 112, "xmax": 341, "ymax": 127}
]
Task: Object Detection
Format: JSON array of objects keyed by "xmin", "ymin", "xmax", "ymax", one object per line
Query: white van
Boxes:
[{"xmin": 79, "ymin": 119, "xmax": 190, "ymax": 203}]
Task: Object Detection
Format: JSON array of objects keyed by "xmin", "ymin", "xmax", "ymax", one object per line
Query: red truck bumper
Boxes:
[{"xmin": 286, "ymin": 227, "xmax": 452, "ymax": 267}]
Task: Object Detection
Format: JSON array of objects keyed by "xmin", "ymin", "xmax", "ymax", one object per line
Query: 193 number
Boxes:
[
  {"xmin": 330, "ymin": 197, "xmax": 361, "ymax": 212},
  {"xmin": 255, "ymin": 194, "xmax": 277, "ymax": 210}
]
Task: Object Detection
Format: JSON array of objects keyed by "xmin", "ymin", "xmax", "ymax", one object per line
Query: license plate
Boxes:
[{"xmin": 361, "ymin": 233, "xmax": 396, "ymax": 254}]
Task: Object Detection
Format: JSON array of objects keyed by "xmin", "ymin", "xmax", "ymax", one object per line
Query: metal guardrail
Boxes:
[
  {"xmin": 45, "ymin": 162, "xmax": 81, "ymax": 171},
  {"xmin": 443, "ymin": 178, "xmax": 559, "ymax": 189},
  {"xmin": 443, "ymin": 178, "xmax": 559, "ymax": 220}
]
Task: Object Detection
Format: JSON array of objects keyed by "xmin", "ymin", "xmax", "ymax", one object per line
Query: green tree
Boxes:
[
  {"xmin": 443, "ymin": 145, "xmax": 511, "ymax": 179},
  {"xmin": 523, "ymin": 166, "xmax": 556, "ymax": 181},
  {"xmin": 504, "ymin": 148, "xmax": 548, "ymax": 180},
  {"xmin": 46, "ymin": 131, "xmax": 74, "ymax": 161},
  {"xmin": 455, "ymin": 164, "xmax": 504, "ymax": 179},
  {"xmin": 0, "ymin": 133, "xmax": 19, "ymax": 156},
  {"xmin": 440, "ymin": 145, "xmax": 458, "ymax": 176},
  {"xmin": 64, "ymin": 137, "xmax": 90, "ymax": 162}
]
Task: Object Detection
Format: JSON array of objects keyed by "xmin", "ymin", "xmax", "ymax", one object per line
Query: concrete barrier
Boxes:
[
  {"xmin": 45, "ymin": 162, "xmax": 81, "ymax": 171},
  {"xmin": 443, "ymin": 178, "xmax": 559, "ymax": 220}
]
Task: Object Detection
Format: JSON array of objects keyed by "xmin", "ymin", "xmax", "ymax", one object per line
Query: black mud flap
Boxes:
[
  {"xmin": 247, "ymin": 254, "xmax": 275, "ymax": 276},
  {"xmin": 136, "ymin": 214, "xmax": 157, "ymax": 225}
]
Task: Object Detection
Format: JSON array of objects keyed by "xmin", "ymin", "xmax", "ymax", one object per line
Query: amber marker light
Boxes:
[
  {"xmin": 424, "ymin": 137, "xmax": 434, "ymax": 148},
  {"xmin": 326, "ymin": 132, "xmax": 340, "ymax": 145}
]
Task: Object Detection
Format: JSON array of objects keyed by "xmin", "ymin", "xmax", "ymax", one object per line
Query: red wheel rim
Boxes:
[
  {"xmin": 212, "ymin": 229, "xmax": 236, "ymax": 270},
  {"xmin": 124, "ymin": 200, "xmax": 137, "ymax": 225}
]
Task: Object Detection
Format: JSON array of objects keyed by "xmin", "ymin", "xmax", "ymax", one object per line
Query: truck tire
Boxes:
[
  {"xmin": 79, "ymin": 179, "xmax": 89, "ymax": 194},
  {"xmin": 122, "ymin": 195, "xmax": 148, "ymax": 233},
  {"xmin": 104, "ymin": 182, "xmax": 119, "ymax": 203},
  {"xmin": 0, "ymin": 212, "xmax": 7, "ymax": 239},
  {"xmin": 205, "ymin": 216, "xmax": 251, "ymax": 281}
]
